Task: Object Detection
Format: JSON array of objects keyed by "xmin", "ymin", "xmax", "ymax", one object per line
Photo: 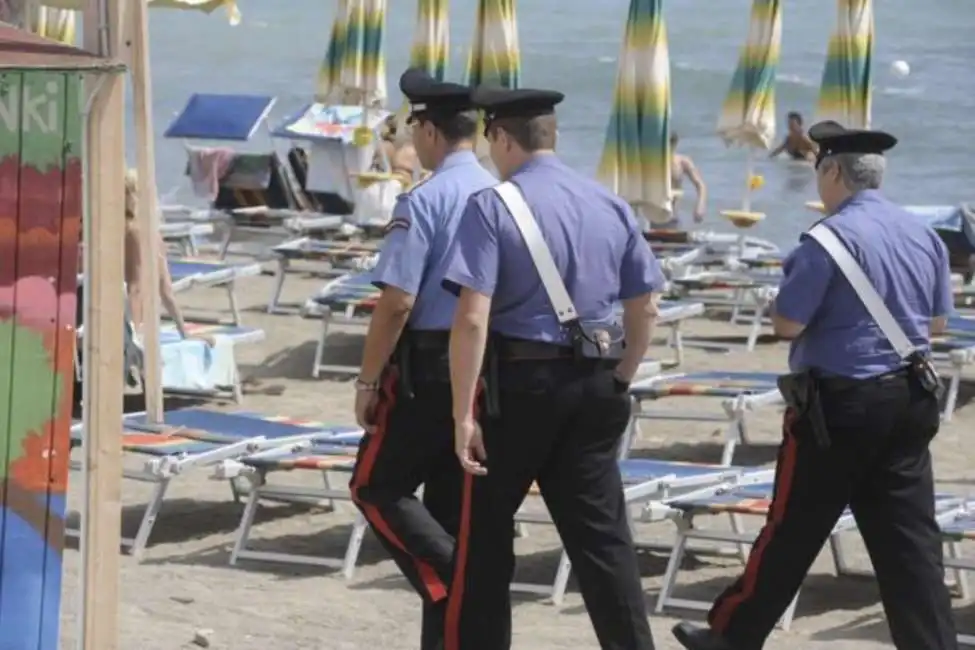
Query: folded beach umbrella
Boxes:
[
  {"xmin": 410, "ymin": 0, "xmax": 449, "ymax": 82},
  {"xmin": 338, "ymin": 0, "xmax": 388, "ymax": 108},
  {"xmin": 716, "ymin": 0, "xmax": 780, "ymax": 216},
  {"xmin": 815, "ymin": 0, "xmax": 873, "ymax": 129},
  {"xmin": 29, "ymin": 6, "xmax": 76, "ymax": 44},
  {"xmin": 596, "ymin": 0, "xmax": 672, "ymax": 225},
  {"xmin": 317, "ymin": 0, "xmax": 351, "ymax": 103},
  {"xmin": 465, "ymin": 0, "xmax": 521, "ymax": 89}
]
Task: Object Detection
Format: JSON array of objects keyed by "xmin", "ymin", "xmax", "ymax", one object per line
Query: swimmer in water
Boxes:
[
  {"xmin": 769, "ymin": 111, "xmax": 819, "ymax": 163},
  {"xmin": 670, "ymin": 132, "xmax": 707, "ymax": 223}
]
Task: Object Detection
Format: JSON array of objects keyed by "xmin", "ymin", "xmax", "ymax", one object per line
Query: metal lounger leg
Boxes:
[
  {"xmin": 266, "ymin": 258, "xmax": 289, "ymax": 315},
  {"xmin": 655, "ymin": 513, "xmax": 692, "ymax": 614},
  {"xmin": 218, "ymin": 223, "xmax": 234, "ymax": 259},
  {"xmin": 311, "ymin": 313, "xmax": 332, "ymax": 379},
  {"xmin": 946, "ymin": 542, "xmax": 970, "ymax": 599},
  {"xmin": 230, "ymin": 471, "xmax": 266, "ymax": 566},
  {"xmin": 550, "ymin": 551, "xmax": 573, "ymax": 606},
  {"xmin": 226, "ymin": 280, "xmax": 242, "ymax": 326},
  {"xmin": 341, "ymin": 510, "xmax": 369, "ymax": 580},
  {"xmin": 321, "ymin": 470, "xmax": 335, "ymax": 511},
  {"xmin": 942, "ymin": 364, "xmax": 962, "ymax": 422},
  {"xmin": 728, "ymin": 513, "xmax": 751, "ymax": 562},
  {"xmin": 128, "ymin": 477, "xmax": 172, "ymax": 561},
  {"xmin": 730, "ymin": 288, "xmax": 743, "ymax": 323},
  {"xmin": 671, "ymin": 322, "xmax": 685, "ymax": 367}
]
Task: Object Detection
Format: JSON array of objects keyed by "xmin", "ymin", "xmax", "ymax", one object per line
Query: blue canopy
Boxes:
[
  {"xmin": 908, "ymin": 204, "xmax": 975, "ymax": 254},
  {"xmin": 164, "ymin": 93, "xmax": 277, "ymax": 141}
]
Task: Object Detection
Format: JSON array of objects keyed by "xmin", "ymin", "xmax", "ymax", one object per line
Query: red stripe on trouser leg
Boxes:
[
  {"xmin": 444, "ymin": 380, "xmax": 484, "ymax": 650},
  {"xmin": 350, "ymin": 368, "xmax": 448, "ymax": 603},
  {"xmin": 708, "ymin": 408, "xmax": 799, "ymax": 634}
]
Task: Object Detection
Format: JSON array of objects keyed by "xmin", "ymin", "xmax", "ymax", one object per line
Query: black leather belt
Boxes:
[
  {"xmin": 816, "ymin": 367, "xmax": 909, "ymax": 392},
  {"xmin": 406, "ymin": 330, "xmax": 450, "ymax": 350},
  {"xmin": 495, "ymin": 337, "xmax": 575, "ymax": 361}
]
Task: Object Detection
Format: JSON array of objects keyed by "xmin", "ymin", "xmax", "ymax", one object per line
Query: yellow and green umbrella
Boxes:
[
  {"xmin": 716, "ymin": 0, "xmax": 780, "ymax": 217},
  {"xmin": 340, "ymin": 0, "xmax": 387, "ymax": 107},
  {"xmin": 717, "ymin": 0, "xmax": 781, "ymax": 150},
  {"xmin": 410, "ymin": 0, "xmax": 449, "ymax": 82},
  {"xmin": 317, "ymin": 0, "xmax": 351, "ymax": 102},
  {"xmin": 29, "ymin": 6, "xmax": 76, "ymax": 44},
  {"xmin": 465, "ymin": 0, "xmax": 521, "ymax": 89},
  {"xmin": 596, "ymin": 0, "xmax": 672, "ymax": 225},
  {"xmin": 815, "ymin": 0, "xmax": 874, "ymax": 129}
]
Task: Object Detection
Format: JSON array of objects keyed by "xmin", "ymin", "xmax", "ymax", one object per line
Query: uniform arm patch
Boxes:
[{"xmin": 383, "ymin": 217, "xmax": 411, "ymax": 235}]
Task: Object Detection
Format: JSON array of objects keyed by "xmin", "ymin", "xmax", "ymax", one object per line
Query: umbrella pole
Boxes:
[{"xmin": 742, "ymin": 147, "xmax": 754, "ymax": 214}]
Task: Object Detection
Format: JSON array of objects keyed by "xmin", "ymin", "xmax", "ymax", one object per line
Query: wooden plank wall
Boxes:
[{"xmin": 0, "ymin": 69, "xmax": 83, "ymax": 649}]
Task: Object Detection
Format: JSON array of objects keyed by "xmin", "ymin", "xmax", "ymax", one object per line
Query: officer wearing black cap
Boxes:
[
  {"xmin": 440, "ymin": 85, "xmax": 665, "ymax": 650},
  {"xmin": 348, "ymin": 67, "xmax": 496, "ymax": 650},
  {"xmin": 673, "ymin": 122, "xmax": 957, "ymax": 649}
]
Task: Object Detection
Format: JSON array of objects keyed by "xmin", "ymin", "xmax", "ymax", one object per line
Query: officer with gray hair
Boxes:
[{"xmin": 673, "ymin": 121, "xmax": 958, "ymax": 650}]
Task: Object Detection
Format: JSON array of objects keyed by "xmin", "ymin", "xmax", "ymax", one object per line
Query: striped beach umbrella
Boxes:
[
  {"xmin": 596, "ymin": 0, "xmax": 672, "ymax": 224},
  {"xmin": 410, "ymin": 0, "xmax": 449, "ymax": 82},
  {"xmin": 465, "ymin": 0, "xmax": 521, "ymax": 89},
  {"xmin": 338, "ymin": 0, "xmax": 388, "ymax": 108},
  {"xmin": 317, "ymin": 0, "xmax": 351, "ymax": 102},
  {"xmin": 815, "ymin": 0, "xmax": 874, "ymax": 129},
  {"xmin": 717, "ymin": 0, "xmax": 781, "ymax": 150},
  {"xmin": 29, "ymin": 6, "xmax": 76, "ymax": 44}
]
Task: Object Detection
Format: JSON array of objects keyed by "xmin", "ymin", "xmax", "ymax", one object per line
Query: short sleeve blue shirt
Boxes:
[{"xmin": 441, "ymin": 155, "xmax": 666, "ymax": 344}]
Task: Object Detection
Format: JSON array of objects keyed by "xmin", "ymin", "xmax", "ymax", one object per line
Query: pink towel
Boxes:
[{"xmin": 187, "ymin": 146, "xmax": 236, "ymax": 200}]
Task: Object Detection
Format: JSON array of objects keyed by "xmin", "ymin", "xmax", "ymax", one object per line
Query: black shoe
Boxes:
[{"xmin": 672, "ymin": 622, "xmax": 738, "ymax": 650}]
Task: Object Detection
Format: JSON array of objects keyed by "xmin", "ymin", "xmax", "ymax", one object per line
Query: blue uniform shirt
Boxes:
[
  {"xmin": 777, "ymin": 189, "xmax": 953, "ymax": 378},
  {"xmin": 370, "ymin": 151, "xmax": 497, "ymax": 330},
  {"xmin": 441, "ymin": 155, "xmax": 666, "ymax": 344}
]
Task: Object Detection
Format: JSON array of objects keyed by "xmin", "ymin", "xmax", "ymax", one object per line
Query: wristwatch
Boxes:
[{"xmin": 355, "ymin": 378, "xmax": 379, "ymax": 392}]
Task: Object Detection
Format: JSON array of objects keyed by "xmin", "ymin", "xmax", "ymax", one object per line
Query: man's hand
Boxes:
[
  {"xmin": 354, "ymin": 387, "xmax": 380, "ymax": 434},
  {"xmin": 693, "ymin": 202, "xmax": 706, "ymax": 223},
  {"xmin": 454, "ymin": 417, "xmax": 487, "ymax": 476}
]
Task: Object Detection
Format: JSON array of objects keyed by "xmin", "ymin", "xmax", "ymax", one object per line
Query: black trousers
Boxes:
[
  {"xmin": 444, "ymin": 359, "xmax": 655, "ymax": 650},
  {"xmin": 349, "ymin": 365, "xmax": 462, "ymax": 650},
  {"xmin": 707, "ymin": 373, "xmax": 957, "ymax": 650}
]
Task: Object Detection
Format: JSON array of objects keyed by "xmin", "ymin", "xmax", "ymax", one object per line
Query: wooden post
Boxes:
[
  {"xmin": 129, "ymin": 0, "xmax": 163, "ymax": 423},
  {"xmin": 80, "ymin": 3, "xmax": 127, "ymax": 649}
]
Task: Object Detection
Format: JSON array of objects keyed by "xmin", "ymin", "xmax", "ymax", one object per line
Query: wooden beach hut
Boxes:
[{"xmin": 0, "ymin": 22, "xmax": 127, "ymax": 649}]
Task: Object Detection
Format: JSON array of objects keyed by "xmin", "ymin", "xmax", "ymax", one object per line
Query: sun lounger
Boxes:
[
  {"xmin": 167, "ymin": 257, "xmax": 263, "ymax": 325},
  {"xmin": 304, "ymin": 270, "xmax": 705, "ymax": 377},
  {"xmin": 655, "ymin": 480, "xmax": 964, "ymax": 631},
  {"xmin": 67, "ymin": 408, "xmax": 360, "ymax": 560},
  {"xmin": 217, "ymin": 447, "xmax": 756, "ymax": 603},
  {"xmin": 669, "ymin": 273, "xmax": 780, "ymax": 352},
  {"xmin": 266, "ymin": 237, "xmax": 381, "ymax": 314},
  {"xmin": 160, "ymin": 221, "xmax": 214, "ymax": 256},
  {"xmin": 941, "ymin": 504, "xmax": 975, "ymax": 644},
  {"xmin": 624, "ymin": 371, "xmax": 784, "ymax": 465}
]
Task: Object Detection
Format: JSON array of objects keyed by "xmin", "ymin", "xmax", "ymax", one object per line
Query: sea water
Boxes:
[{"xmin": 140, "ymin": 0, "xmax": 975, "ymax": 248}]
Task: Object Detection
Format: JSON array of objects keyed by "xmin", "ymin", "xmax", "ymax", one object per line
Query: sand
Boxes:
[{"xmin": 57, "ymin": 260, "xmax": 975, "ymax": 650}]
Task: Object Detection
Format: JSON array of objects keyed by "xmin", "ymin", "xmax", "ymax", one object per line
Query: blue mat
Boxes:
[
  {"xmin": 620, "ymin": 459, "xmax": 742, "ymax": 482},
  {"xmin": 122, "ymin": 408, "xmax": 328, "ymax": 442},
  {"xmin": 164, "ymin": 93, "xmax": 275, "ymax": 141}
]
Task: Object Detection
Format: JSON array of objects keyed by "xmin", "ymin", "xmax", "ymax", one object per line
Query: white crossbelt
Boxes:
[
  {"xmin": 806, "ymin": 223, "xmax": 916, "ymax": 359},
  {"xmin": 493, "ymin": 181, "xmax": 578, "ymax": 324}
]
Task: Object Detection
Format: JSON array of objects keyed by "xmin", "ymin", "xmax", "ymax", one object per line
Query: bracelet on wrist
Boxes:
[{"xmin": 355, "ymin": 378, "xmax": 379, "ymax": 392}]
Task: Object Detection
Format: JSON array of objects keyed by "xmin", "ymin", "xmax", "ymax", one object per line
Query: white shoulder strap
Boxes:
[
  {"xmin": 806, "ymin": 223, "xmax": 915, "ymax": 359},
  {"xmin": 492, "ymin": 181, "xmax": 578, "ymax": 323}
]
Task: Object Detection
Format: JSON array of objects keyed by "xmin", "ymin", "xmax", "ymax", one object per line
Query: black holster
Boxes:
[
  {"xmin": 481, "ymin": 339, "xmax": 501, "ymax": 418},
  {"xmin": 907, "ymin": 351, "xmax": 945, "ymax": 400},
  {"xmin": 777, "ymin": 370, "xmax": 831, "ymax": 449},
  {"xmin": 568, "ymin": 320, "xmax": 625, "ymax": 361}
]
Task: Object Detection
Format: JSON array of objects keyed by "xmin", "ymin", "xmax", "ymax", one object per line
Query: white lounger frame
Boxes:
[
  {"xmin": 622, "ymin": 374, "xmax": 784, "ymax": 465},
  {"xmin": 66, "ymin": 427, "xmax": 318, "ymax": 561},
  {"xmin": 307, "ymin": 300, "xmax": 705, "ymax": 379},
  {"xmin": 655, "ymin": 487, "xmax": 966, "ymax": 632}
]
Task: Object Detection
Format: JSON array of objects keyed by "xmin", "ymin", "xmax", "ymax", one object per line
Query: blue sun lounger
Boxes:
[
  {"xmin": 217, "ymin": 447, "xmax": 765, "ymax": 604},
  {"xmin": 656, "ymin": 481, "xmax": 964, "ymax": 631},
  {"xmin": 939, "ymin": 504, "xmax": 975, "ymax": 645},
  {"xmin": 167, "ymin": 257, "xmax": 263, "ymax": 325},
  {"xmin": 304, "ymin": 270, "xmax": 705, "ymax": 378},
  {"xmin": 67, "ymin": 408, "xmax": 361, "ymax": 560},
  {"xmin": 267, "ymin": 237, "xmax": 380, "ymax": 314},
  {"xmin": 625, "ymin": 371, "xmax": 784, "ymax": 465}
]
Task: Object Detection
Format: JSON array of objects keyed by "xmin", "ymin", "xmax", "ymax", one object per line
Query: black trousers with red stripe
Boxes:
[
  {"xmin": 444, "ymin": 359, "xmax": 655, "ymax": 650},
  {"xmin": 349, "ymin": 366, "xmax": 463, "ymax": 650},
  {"xmin": 707, "ymin": 373, "xmax": 956, "ymax": 650}
]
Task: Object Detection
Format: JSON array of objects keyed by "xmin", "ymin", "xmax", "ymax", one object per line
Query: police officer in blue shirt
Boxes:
[
  {"xmin": 348, "ymin": 67, "xmax": 497, "ymax": 650},
  {"xmin": 674, "ymin": 123, "xmax": 957, "ymax": 650},
  {"xmin": 441, "ymin": 86, "xmax": 666, "ymax": 650}
]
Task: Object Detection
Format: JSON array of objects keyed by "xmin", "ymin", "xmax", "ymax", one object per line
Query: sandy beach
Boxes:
[{"xmin": 58, "ymin": 261, "xmax": 975, "ymax": 650}]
